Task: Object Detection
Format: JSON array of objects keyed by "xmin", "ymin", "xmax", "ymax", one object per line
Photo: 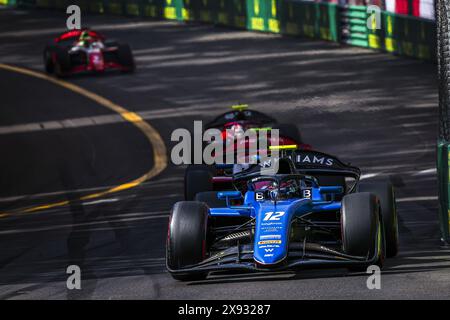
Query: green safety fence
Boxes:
[
  {"xmin": 384, "ymin": 12, "xmax": 436, "ymax": 60},
  {"xmin": 230, "ymin": 0, "xmax": 247, "ymax": 29},
  {"xmin": 124, "ymin": 0, "xmax": 141, "ymax": 16},
  {"xmin": 340, "ymin": 5, "xmax": 369, "ymax": 47},
  {"xmin": 339, "ymin": 5, "xmax": 435, "ymax": 61},
  {"xmin": 193, "ymin": 0, "xmax": 217, "ymax": 24},
  {"xmin": 241, "ymin": 0, "xmax": 338, "ymax": 40},
  {"xmin": 246, "ymin": 0, "xmax": 266, "ymax": 32},
  {"xmin": 35, "ymin": 0, "xmax": 51, "ymax": 8},
  {"xmin": 15, "ymin": 0, "xmax": 35, "ymax": 6},
  {"xmin": 162, "ymin": 0, "xmax": 183, "ymax": 21},
  {"xmin": 84, "ymin": 0, "xmax": 104, "ymax": 14},
  {"xmin": 105, "ymin": 0, "xmax": 124, "ymax": 15},
  {"xmin": 0, "ymin": 0, "xmax": 16, "ymax": 5},
  {"xmin": 214, "ymin": 0, "xmax": 232, "ymax": 26},
  {"xmin": 12, "ymin": 0, "xmax": 434, "ymax": 59},
  {"xmin": 279, "ymin": 1, "xmax": 339, "ymax": 41}
]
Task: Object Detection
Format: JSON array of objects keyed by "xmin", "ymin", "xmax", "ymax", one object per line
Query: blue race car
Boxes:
[{"xmin": 166, "ymin": 148, "xmax": 399, "ymax": 281}]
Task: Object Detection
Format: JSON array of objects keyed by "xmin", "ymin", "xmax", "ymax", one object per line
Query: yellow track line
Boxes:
[{"xmin": 0, "ymin": 63, "xmax": 168, "ymax": 218}]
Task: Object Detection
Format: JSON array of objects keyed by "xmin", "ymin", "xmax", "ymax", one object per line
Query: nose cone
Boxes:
[
  {"xmin": 253, "ymin": 199, "xmax": 311, "ymax": 266},
  {"xmin": 254, "ymin": 237, "xmax": 286, "ymax": 265},
  {"xmin": 253, "ymin": 203, "xmax": 291, "ymax": 265}
]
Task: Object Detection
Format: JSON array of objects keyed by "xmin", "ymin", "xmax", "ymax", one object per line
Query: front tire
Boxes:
[
  {"xmin": 166, "ymin": 201, "xmax": 209, "ymax": 281},
  {"xmin": 43, "ymin": 46, "xmax": 54, "ymax": 74},
  {"xmin": 358, "ymin": 182, "xmax": 399, "ymax": 257},
  {"xmin": 341, "ymin": 192, "xmax": 385, "ymax": 270},
  {"xmin": 117, "ymin": 44, "xmax": 135, "ymax": 73}
]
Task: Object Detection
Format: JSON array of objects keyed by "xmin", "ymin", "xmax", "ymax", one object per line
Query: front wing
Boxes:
[{"xmin": 167, "ymin": 234, "xmax": 383, "ymax": 275}]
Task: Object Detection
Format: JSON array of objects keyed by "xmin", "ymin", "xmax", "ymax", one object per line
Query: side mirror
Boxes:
[
  {"xmin": 319, "ymin": 186, "xmax": 344, "ymax": 195},
  {"xmin": 217, "ymin": 191, "xmax": 242, "ymax": 200}
]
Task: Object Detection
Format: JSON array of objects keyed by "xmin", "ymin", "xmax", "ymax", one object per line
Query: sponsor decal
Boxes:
[
  {"xmin": 255, "ymin": 191, "xmax": 265, "ymax": 201},
  {"xmin": 263, "ymin": 211, "xmax": 285, "ymax": 221},
  {"xmin": 258, "ymin": 240, "xmax": 282, "ymax": 245},
  {"xmin": 260, "ymin": 234, "xmax": 282, "ymax": 240},
  {"xmin": 259, "ymin": 159, "xmax": 273, "ymax": 168},
  {"xmin": 258, "ymin": 244, "xmax": 280, "ymax": 249},
  {"xmin": 261, "ymin": 226, "xmax": 283, "ymax": 233},
  {"xmin": 261, "ymin": 222, "xmax": 282, "ymax": 226},
  {"xmin": 295, "ymin": 154, "xmax": 334, "ymax": 166}
]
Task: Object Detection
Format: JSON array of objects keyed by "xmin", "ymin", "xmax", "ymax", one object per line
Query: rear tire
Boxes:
[
  {"xmin": 184, "ymin": 165, "xmax": 214, "ymax": 200},
  {"xmin": 104, "ymin": 40, "xmax": 120, "ymax": 48},
  {"xmin": 166, "ymin": 201, "xmax": 209, "ymax": 281},
  {"xmin": 117, "ymin": 44, "xmax": 135, "ymax": 73},
  {"xmin": 358, "ymin": 182, "xmax": 399, "ymax": 257},
  {"xmin": 274, "ymin": 123, "xmax": 302, "ymax": 144},
  {"xmin": 341, "ymin": 192, "xmax": 385, "ymax": 270}
]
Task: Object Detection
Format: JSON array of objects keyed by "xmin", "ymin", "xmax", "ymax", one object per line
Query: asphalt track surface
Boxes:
[{"xmin": 0, "ymin": 7, "xmax": 448, "ymax": 299}]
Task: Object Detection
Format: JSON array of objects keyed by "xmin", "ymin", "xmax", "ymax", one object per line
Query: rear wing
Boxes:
[
  {"xmin": 55, "ymin": 29, "xmax": 105, "ymax": 43},
  {"xmin": 285, "ymin": 149, "xmax": 361, "ymax": 179},
  {"xmin": 231, "ymin": 149, "xmax": 360, "ymax": 180}
]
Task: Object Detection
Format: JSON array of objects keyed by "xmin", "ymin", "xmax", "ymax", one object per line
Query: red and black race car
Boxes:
[
  {"xmin": 43, "ymin": 29, "xmax": 135, "ymax": 77},
  {"xmin": 184, "ymin": 105, "xmax": 312, "ymax": 200},
  {"xmin": 205, "ymin": 104, "xmax": 311, "ymax": 152}
]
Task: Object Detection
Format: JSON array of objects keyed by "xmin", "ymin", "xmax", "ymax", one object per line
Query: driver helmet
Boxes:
[
  {"xmin": 79, "ymin": 30, "xmax": 93, "ymax": 46},
  {"xmin": 278, "ymin": 179, "xmax": 301, "ymax": 199}
]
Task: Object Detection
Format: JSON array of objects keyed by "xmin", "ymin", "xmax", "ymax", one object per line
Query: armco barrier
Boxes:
[
  {"xmin": 142, "ymin": 0, "xmax": 165, "ymax": 19},
  {"xmin": 437, "ymin": 0, "xmax": 450, "ymax": 245},
  {"xmin": 166, "ymin": 0, "xmax": 184, "ymax": 21},
  {"xmin": 12, "ymin": 0, "xmax": 433, "ymax": 60},
  {"xmin": 35, "ymin": 0, "xmax": 51, "ymax": 8},
  {"xmin": 246, "ymin": 0, "xmax": 267, "ymax": 32},
  {"xmin": 214, "ymin": 0, "xmax": 232, "ymax": 26},
  {"xmin": 437, "ymin": 142, "xmax": 450, "ymax": 244},
  {"xmin": 231, "ymin": 0, "xmax": 247, "ymax": 29},
  {"xmin": 15, "ymin": 0, "xmax": 35, "ymax": 7},
  {"xmin": 195, "ymin": 0, "xmax": 217, "ymax": 24},
  {"xmin": 125, "ymin": 0, "xmax": 142, "ymax": 16},
  {"xmin": 106, "ymin": 0, "xmax": 124, "ymax": 15},
  {"xmin": 339, "ymin": 5, "xmax": 435, "ymax": 61},
  {"xmin": 87, "ymin": 0, "xmax": 105, "ymax": 14}
]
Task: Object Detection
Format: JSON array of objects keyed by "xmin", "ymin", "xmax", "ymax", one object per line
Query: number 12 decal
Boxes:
[{"xmin": 263, "ymin": 211, "xmax": 285, "ymax": 221}]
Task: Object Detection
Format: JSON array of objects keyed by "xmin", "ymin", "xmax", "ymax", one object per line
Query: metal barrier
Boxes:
[
  {"xmin": 437, "ymin": 0, "xmax": 450, "ymax": 245},
  {"xmin": 12, "ymin": 0, "xmax": 433, "ymax": 60},
  {"xmin": 338, "ymin": 5, "xmax": 435, "ymax": 61}
]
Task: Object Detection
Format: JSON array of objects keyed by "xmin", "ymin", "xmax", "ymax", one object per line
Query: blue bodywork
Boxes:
[
  {"xmin": 210, "ymin": 184, "xmax": 343, "ymax": 266},
  {"xmin": 166, "ymin": 150, "xmax": 387, "ymax": 278}
]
